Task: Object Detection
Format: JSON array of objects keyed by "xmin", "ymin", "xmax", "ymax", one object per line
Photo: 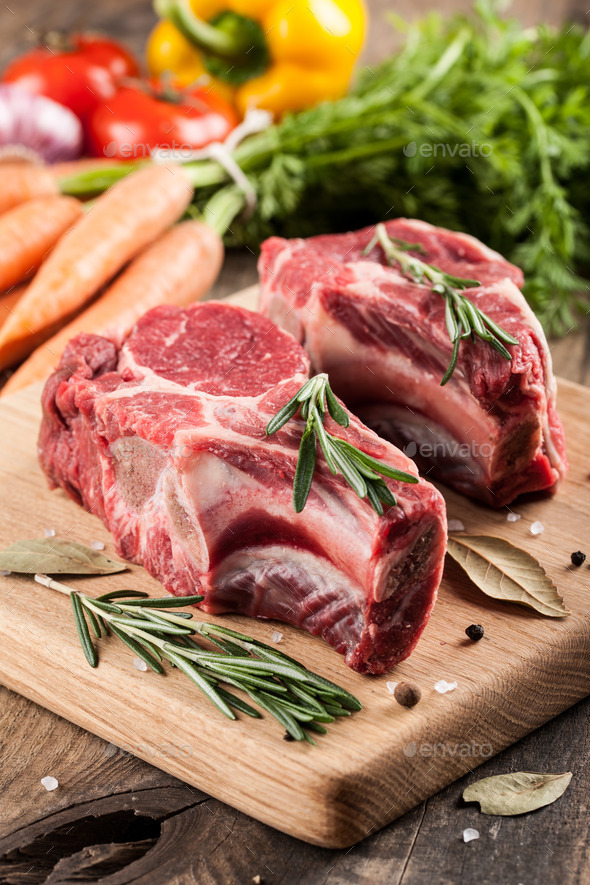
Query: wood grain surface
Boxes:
[
  {"xmin": 0, "ymin": 286, "xmax": 588, "ymax": 854},
  {"xmin": 0, "ymin": 0, "xmax": 589, "ymax": 882}
]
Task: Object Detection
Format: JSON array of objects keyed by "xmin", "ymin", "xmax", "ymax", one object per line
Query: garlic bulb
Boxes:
[{"xmin": 0, "ymin": 84, "xmax": 82, "ymax": 163}]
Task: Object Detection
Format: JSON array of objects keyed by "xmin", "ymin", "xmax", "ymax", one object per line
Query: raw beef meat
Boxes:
[
  {"xmin": 39, "ymin": 302, "xmax": 447, "ymax": 674},
  {"xmin": 259, "ymin": 219, "xmax": 568, "ymax": 506}
]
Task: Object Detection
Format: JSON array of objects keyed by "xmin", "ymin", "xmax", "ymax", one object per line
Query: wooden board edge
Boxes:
[{"xmin": 326, "ymin": 623, "xmax": 590, "ymax": 845}]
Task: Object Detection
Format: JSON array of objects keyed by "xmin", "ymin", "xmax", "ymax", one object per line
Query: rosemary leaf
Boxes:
[
  {"xmin": 365, "ymin": 483, "xmax": 384, "ymax": 516},
  {"xmin": 249, "ymin": 690, "xmax": 306, "ymax": 741},
  {"xmin": 215, "ymin": 687, "xmax": 262, "ymax": 718},
  {"xmin": 110, "ymin": 617, "xmax": 194, "ymax": 636},
  {"xmin": 326, "ymin": 441, "xmax": 367, "ymax": 499},
  {"xmin": 324, "ymin": 384, "xmax": 349, "ymax": 427},
  {"xmin": 84, "ymin": 604, "xmax": 103, "ymax": 639},
  {"xmin": 115, "ymin": 594, "xmax": 204, "ymax": 608},
  {"xmin": 374, "ymin": 480, "xmax": 397, "ymax": 506},
  {"xmin": 97, "ymin": 589, "xmax": 148, "ymax": 601},
  {"xmin": 312, "ymin": 406, "xmax": 338, "ymax": 474},
  {"xmin": 87, "ymin": 598, "xmax": 124, "ymax": 614},
  {"xmin": 303, "ymin": 720, "xmax": 328, "ymax": 735},
  {"xmin": 205, "ymin": 635, "xmax": 249, "ymax": 656},
  {"xmin": 164, "ymin": 650, "xmax": 236, "ymax": 719},
  {"xmin": 265, "ymin": 394, "xmax": 301, "ymax": 435},
  {"xmin": 331, "ymin": 438, "xmax": 418, "ymax": 483},
  {"xmin": 441, "ymin": 335, "xmax": 461, "ymax": 386},
  {"xmin": 293, "ymin": 425, "xmax": 317, "ymax": 512},
  {"xmin": 132, "ymin": 608, "xmax": 197, "ymax": 630},
  {"xmin": 479, "ymin": 311, "xmax": 519, "ymax": 345},
  {"xmin": 71, "ymin": 593, "xmax": 98, "ymax": 668},
  {"xmin": 109, "ymin": 623, "xmax": 165, "ymax": 674}
]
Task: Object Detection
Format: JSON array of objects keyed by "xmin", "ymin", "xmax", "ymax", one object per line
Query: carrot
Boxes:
[
  {"xmin": 0, "ymin": 282, "xmax": 73, "ymax": 372},
  {"xmin": 0, "ymin": 285, "xmax": 26, "ymax": 331},
  {"xmin": 0, "ymin": 284, "xmax": 51, "ymax": 369},
  {"xmin": 2, "ymin": 220, "xmax": 224, "ymax": 394},
  {"xmin": 0, "ymin": 196, "xmax": 83, "ymax": 292},
  {"xmin": 0, "ymin": 164, "xmax": 194, "ymax": 363},
  {"xmin": 0, "ymin": 164, "xmax": 58, "ymax": 215}
]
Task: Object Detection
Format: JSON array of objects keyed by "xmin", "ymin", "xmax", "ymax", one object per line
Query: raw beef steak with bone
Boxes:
[
  {"xmin": 259, "ymin": 219, "xmax": 568, "ymax": 506},
  {"xmin": 39, "ymin": 302, "xmax": 447, "ymax": 674}
]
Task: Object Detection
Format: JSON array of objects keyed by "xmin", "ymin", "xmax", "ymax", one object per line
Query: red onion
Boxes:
[{"xmin": 0, "ymin": 84, "xmax": 83, "ymax": 164}]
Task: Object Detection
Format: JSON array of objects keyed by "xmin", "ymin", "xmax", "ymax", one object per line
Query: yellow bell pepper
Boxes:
[{"xmin": 149, "ymin": 0, "xmax": 366, "ymax": 118}]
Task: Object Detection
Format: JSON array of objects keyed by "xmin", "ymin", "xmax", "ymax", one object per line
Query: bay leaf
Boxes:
[
  {"xmin": 463, "ymin": 771, "xmax": 573, "ymax": 815},
  {"xmin": 447, "ymin": 534, "xmax": 569, "ymax": 617},
  {"xmin": 0, "ymin": 538, "xmax": 127, "ymax": 575}
]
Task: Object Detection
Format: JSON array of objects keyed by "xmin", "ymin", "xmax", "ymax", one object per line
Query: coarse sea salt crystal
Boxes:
[
  {"xmin": 434, "ymin": 679, "xmax": 458, "ymax": 694},
  {"xmin": 386, "ymin": 681, "xmax": 398, "ymax": 694},
  {"xmin": 41, "ymin": 776, "xmax": 59, "ymax": 791},
  {"xmin": 0, "ymin": 569, "xmax": 11, "ymax": 577},
  {"xmin": 448, "ymin": 519, "xmax": 465, "ymax": 532},
  {"xmin": 530, "ymin": 521, "xmax": 544, "ymax": 535},
  {"xmin": 133, "ymin": 658, "xmax": 148, "ymax": 672},
  {"xmin": 44, "ymin": 528, "xmax": 56, "ymax": 538},
  {"xmin": 463, "ymin": 828, "xmax": 480, "ymax": 843},
  {"xmin": 90, "ymin": 540, "xmax": 105, "ymax": 550},
  {"xmin": 271, "ymin": 630, "xmax": 283, "ymax": 643},
  {"xmin": 507, "ymin": 512, "xmax": 521, "ymax": 523}
]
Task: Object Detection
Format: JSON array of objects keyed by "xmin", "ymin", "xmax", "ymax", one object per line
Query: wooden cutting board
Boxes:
[{"xmin": 0, "ymin": 288, "xmax": 589, "ymax": 849}]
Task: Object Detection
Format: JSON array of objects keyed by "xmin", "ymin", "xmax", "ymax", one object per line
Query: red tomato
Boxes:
[
  {"xmin": 1, "ymin": 35, "xmax": 139, "ymax": 123},
  {"xmin": 87, "ymin": 83, "xmax": 239, "ymax": 160}
]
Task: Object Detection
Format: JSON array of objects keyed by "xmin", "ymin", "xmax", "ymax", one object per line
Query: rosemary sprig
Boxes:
[
  {"xmin": 35, "ymin": 574, "xmax": 361, "ymax": 744},
  {"xmin": 266, "ymin": 373, "xmax": 418, "ymax": 514},
  {"xmin": 366, "ymin": 223, "xmax": 518, "ymax": 385}
]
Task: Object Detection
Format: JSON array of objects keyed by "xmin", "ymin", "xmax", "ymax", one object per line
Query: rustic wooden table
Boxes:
[{"xmin": 1, "ymin": 2, "xmax": 589, "ymax": 883}]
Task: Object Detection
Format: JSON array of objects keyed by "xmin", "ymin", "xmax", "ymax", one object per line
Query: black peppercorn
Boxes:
[
  {"xmin": 465, "ymin": 624, "xmax": 484, "ymax": 641},
  {"xmin": 571, "ymin": 551, "xmax": 586, "ymax": 567}
]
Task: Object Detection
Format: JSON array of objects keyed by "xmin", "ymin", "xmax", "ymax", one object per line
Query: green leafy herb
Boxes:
[
  {"xmin": 463, "ymin": 771, "xmax": 573, "ymax": 816},
  {"xmin": 35, "ymin": 574, "xmax": 361, "ymax": 744},
  {"xmin": 59, "ymin": 2, "xmax": 590, "ymax": 333},
  {"xmin": 0, "ymin": 538, "xmax": 127, "ymax": 575},
  {"xmin": 266, "ymin": 373, "xmax": 418, "ymax": 513},
  {"xmin": 447, "ymin": 534, "xmax": 569, "ymax": 617},
  {"xmin": 366, "ymin": 224, "xmax": 518, "ymax": 384}
]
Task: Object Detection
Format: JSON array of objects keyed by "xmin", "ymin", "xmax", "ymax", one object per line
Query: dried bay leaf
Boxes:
[
  {"xmin": 463, "ymin": 771, "xmax": 573, "ymax": 815},
  {"xmin": 0, "ymin": 538, "xmax": 127, "ymax": 575},
  {"xmin": 447, "ymin": 534, "xmax": 569, "ymax": 617}
]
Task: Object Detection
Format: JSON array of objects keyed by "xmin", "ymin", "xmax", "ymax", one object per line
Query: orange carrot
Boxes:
[
  {"xmin": 0, "ymin": 164, "xmax": 58, "ymax": 215},
  {"xmin": 0, "ymin": 284, "xmax": 51, "ymax": 369},
  {"xmin": 0, "ymin": 164, "xmax": 194, "ymax": 363},
  {"xmin": 0, "ymin": 285, "xmax": 26, "ymax": 331},
  {"xmin": 3, "ymin": 220, "xmax": 224, "ymax": 394},
  {"xmin": 0, "ymin": 196, "xmax": 83, "ymax": 292}
]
